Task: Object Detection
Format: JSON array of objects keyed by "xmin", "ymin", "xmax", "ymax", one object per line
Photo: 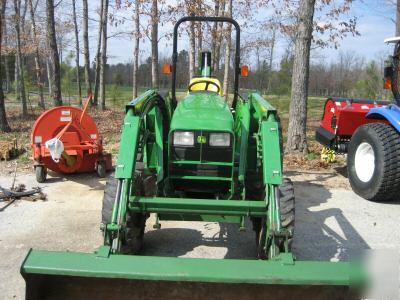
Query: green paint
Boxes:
[
  {"xmin": 261, "ymin": 121, "xmax": 282, "ymax": 185},
  {"xmin": 129, "ymin": 197, "xmax": 267, "ymax": 217},
  {"xmin": 170, "ymin": 93, "xmax": 233, "ymax": 131},
  {"xmin": 21, "ymin": 250, "xmax": 364, "ymax": 286},
  {"xmin": 115, "ymin": 111, "xmax": 140, "ymax": 179}
]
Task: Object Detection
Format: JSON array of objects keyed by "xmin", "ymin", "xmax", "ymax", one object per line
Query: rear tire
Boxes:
[
  {"xmin": 35, "ymin": 166, "xmax": 47, "ymax": 183},
  {"xmin": 347, "ymin": 123, "xmax": 400, "ymax": 201},
  {"xmin": 101, "ymin": 172, "xmax": 146, "ymax": 254}
]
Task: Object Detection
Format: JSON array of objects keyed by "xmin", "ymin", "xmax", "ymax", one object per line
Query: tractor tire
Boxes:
[
  {"xmin": 96, "ymin": 160, "xmax": 106, "ymax": 178},
  {"xmin": 347, "ymin": 123, "xmax": 400, "ymax": 202},
  {"xmin": 35, "ymin": 166, "xmax": 47, "ymax": 183},
  {"xmin": 101, "ymin": 171, "xmax": 146, "ymax": 254},
  {"xmin": 254, "ymin": 178, "xmax": 295, "ymax": 259}
]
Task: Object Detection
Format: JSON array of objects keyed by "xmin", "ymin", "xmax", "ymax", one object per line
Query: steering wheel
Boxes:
[{"xmin": 188, "ymin": 80, "xmax": 221, "ymax": 94}]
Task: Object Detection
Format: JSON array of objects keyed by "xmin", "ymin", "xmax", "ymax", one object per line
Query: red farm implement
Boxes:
[
  {"xmin": 31, "ymin": 95, "xmax": 112, "ymax": 182},
  {"xmin": 316, "ymin": 97, "xmax": 388, "ymax": 154}
]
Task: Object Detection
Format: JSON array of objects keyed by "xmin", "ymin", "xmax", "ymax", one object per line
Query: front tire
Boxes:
[
  {"xmin": 253, "ymin": 178, "xmax": 295, "ymax": 259},
  {"xmin": 101, "ymin": 172, "xmax": 146, "ymax": 254},
  {"xmin": 347, "ymin": 123, "xmax": 400, "ymax": 201}
]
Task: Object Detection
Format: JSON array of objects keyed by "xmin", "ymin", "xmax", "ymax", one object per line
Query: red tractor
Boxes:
[{"xmin": 316, "ymin": 37, "xmax": 400, "ymax": 202}]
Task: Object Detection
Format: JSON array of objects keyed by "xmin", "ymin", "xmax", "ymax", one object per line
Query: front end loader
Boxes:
[{"xmin": 21, "ymin": 16, "xmax": 364, "ymax": 299}]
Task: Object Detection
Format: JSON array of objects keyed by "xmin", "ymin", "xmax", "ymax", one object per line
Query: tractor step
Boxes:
[
  {"xmin": 129, "ymin": 197, "xmax": 267, "ymax": 217},
  {"xmin": 21, "ymin": 249, "xmax": 364, "ymax": 300}
]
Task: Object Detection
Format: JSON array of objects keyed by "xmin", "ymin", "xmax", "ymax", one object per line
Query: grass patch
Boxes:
[{"xmin": 2, "ymin": 88, "xmax": 334, "ymax": 174}]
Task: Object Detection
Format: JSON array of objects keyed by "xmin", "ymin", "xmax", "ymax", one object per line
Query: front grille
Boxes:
[
  {"xmin": 171, "ymin": 131, "xmax": 232, "ymax": 162},
  {"xmin": 170, "ymin": 164, "xmax": 231, "ymax": 177},
  {"xmin": 172, "ymin": 146, "xmax": 200, "ymax": 160}
]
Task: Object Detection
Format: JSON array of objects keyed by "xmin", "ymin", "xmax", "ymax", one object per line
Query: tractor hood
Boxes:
[{"xmin": 170, "ymin": 92, "xmax": 233, "ymax": 131}]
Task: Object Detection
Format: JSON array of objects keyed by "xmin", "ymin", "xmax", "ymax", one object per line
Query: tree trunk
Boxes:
[
  {"xmin": 397, "ymin": 0, "xmax": 400, "ymax": 36},
  {"xmin": 46, "ymin": 58, "xmax": 53, "ymax": 96},
  {"xmin": 211, "ymin": 0, "xmax": 219, "ymax": 69},
  {"xmin": 4, "ymin": 56, "xmax": 10, "ymax": 92},
  {"xmin": 3, "ymin": 8, "xmax": 10, "ymax": 92},
  {"xmin": 222, "ymin": 0, "xmax": 232, "ymax": 99},
  {"xmin": 267, "ymin": 26, "xmax": 276, "ymax": 93},
  {"xmin": 189, "ymin": 20, "xmax": 196, "ymax": 79},
  {"xmin": 14, "ymin": 52, "xmax": 20, "ymax": 99},
  {"xmin": 132, "ymin": 0, "xmax": 140, "ymax": 98},
  {"xmin": 214, "ymin": 0, "xmax": 225, "ymax": 72},
  {"xmin": 72, "ymin": 0, "xmax": 82, "ymax": 105},
  {"xmin": 196, "ymin": 2, "xmax": 202, "ymax": 68},
  {"xmin": 28, "ymin": 0, "xmax": 45, "ymax": 109},
  {"xmin": 82, "ymin": 0, "xmax": 92, "ymax": 97},
  {"xmin": 285, "ymin": 0, "xmax": 316, "ymax": 154},
  {"xmin": 0, "ymin": 0, "xmax": 11, "ymax": 132},
  {"xmin": 197, "ymin": 22, "xmax": 202, "ymax": 63},
  {"xmin": 100, "ymin": 0, "xmax": 108, "ymax": 110},
  {"xmin": 150, "ymin": 0, "xmax": 159, "ymax": 88},
  {"xmin": 46, "ymin": 0, "xmax": 62, "ymax": 106},
  {"xmin": 13, "ymin": 0, "xmax": 28, "ymax": 116},
  {"xmin": 93, "ymin": 0, "xmax": 104, "ymax": 106}
]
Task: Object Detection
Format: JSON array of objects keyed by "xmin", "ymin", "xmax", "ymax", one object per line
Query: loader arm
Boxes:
[{"xmin": 105, "ymin": 89, "xmax": 170, "ymax": 253}]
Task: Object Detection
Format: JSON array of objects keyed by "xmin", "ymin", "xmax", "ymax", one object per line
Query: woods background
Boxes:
[{"xmin": 0, "ymin": 0, "xmax": 399, "ymax": 155}]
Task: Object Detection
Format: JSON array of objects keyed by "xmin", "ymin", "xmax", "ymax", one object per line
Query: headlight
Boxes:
[
  {"xmin": 173, "ymin": 131, "xmax": 194, "ymax": 146},
  {"xmin": 209, "ymin": 133, "xmax": 230, "ymax": 147}
]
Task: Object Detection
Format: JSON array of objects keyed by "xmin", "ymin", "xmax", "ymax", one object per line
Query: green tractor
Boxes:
[{"xmin": 21, "ymin": 16, "xmax": 363, "ymax": 299}]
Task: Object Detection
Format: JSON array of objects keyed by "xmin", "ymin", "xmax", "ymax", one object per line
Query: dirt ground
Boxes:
[{"xmin": 1, "ymin": 167, "xmax": 400, "ymax": 299}]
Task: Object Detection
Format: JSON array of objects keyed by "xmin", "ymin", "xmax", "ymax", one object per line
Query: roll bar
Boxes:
[{"xmin": 171, "ymin": 16, "xmax": 241, "ymax": 109}]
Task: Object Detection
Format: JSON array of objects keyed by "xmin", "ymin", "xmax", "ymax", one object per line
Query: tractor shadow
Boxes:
[
  {"xmin": 291, "ymin": 179, "xmax": 370, "ymax": 261},
  {"xmin": 142, "ymin": 220, "xmax": 257, "ymax": 259},
  {"xmin": 142, "ymin": 172, "xmax": 370, "ymax": 262},
  {"xmin": 44, "ymin": 171, "xmax": 106, "ymax": 191}
]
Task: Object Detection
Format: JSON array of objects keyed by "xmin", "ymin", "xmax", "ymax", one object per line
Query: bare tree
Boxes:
[
  {"xmin": 188, "ymin": 2, "xmax": 196, "ymax": 79},
  {"xmin": 196, "ymin": 2, "xmax": 202, "ymax": 58},
  {"xmin": 46, "ymin": 57, "xmax": 53, "ymax": 96},
  {"xmin": 13, "ymin": 0, "xmax": 28, "ymax": 117},
  {"xmin": 46, "ymin": 0, "xmax": 62, "ymax": 106},
  {"xmin": 285, "ymin": 0, "xmax": 316, "ymax": 154},
  {"xmin": 211, "ymin": 0, "xmax": 219, "ymax": 68},
  {"xmin": 213, "ymin": 0, "xmax": 225, "ymax": 72},
  {"xmin": 151, "ymin": 0, "xmax": 159, "ymax": 88},
  {"xmin": 72, "ymin": 0, "xmax": 82, "ymax": 105},
  {"xmin": 222, "ymin": 0, "xmax": 232, "ymax": 99},
  {"xmin": 93, "ymin": 0, "xmax": 104, "ymax": 106},
  {"xmin": 3, "ymin": 6, "xmax": 10, "ymax": 92},
  {"xmin": 132, "ymin": 0, "xmax": 140, "ymax": 98},
  {"xmin": 82, "ymin": 0, "xmax": 92, "ymax": 97},
  {"xmin": 100, "ymin": 0, "xmax": 109, "ymax": 110},
  {"xmin": 397, "ymin": 0, "xmax": 400, "ymax": 35},
  {"xmin": 0, "ymin": 0, "xmax": 11, "ymax": 132},
  {"xmin": 28, "ymin": 0, "xmax": 45, "ymax": 109}
]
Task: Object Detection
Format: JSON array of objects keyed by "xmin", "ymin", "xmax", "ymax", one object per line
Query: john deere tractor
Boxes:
[{"xmin": 21, "ymin": 16, "xmax": 363, "ymax": 299}]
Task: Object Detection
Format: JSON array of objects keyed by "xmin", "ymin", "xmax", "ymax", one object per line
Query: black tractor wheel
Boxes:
[
  {"xmin": 35, "ymin": 166, "xmax": 47, "ymax": 183},
  {"xmin": 96, "ymin": 160, "xmax": 106, "ymax": 178},
  {"xmin": 253, "ymin": 178, "xmax": 295, "ymax": 259},
  {"xmin": 347, "ymin": 123, "xmax": 400, "ymax": 201},
  {"xmin": 101, "ymin": 171, "xmax": 146, "ymax": 254}
]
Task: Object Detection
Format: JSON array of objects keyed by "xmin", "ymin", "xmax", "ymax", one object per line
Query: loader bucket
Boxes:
[{"xmin": 21, "ymin": 249, "xmax": 364, "ymax": 300}]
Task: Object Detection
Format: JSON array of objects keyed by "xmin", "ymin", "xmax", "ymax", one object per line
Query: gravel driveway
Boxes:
[{"xmin": 1, "ymin": 169, "xmax": 399, "ymax": 299}]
